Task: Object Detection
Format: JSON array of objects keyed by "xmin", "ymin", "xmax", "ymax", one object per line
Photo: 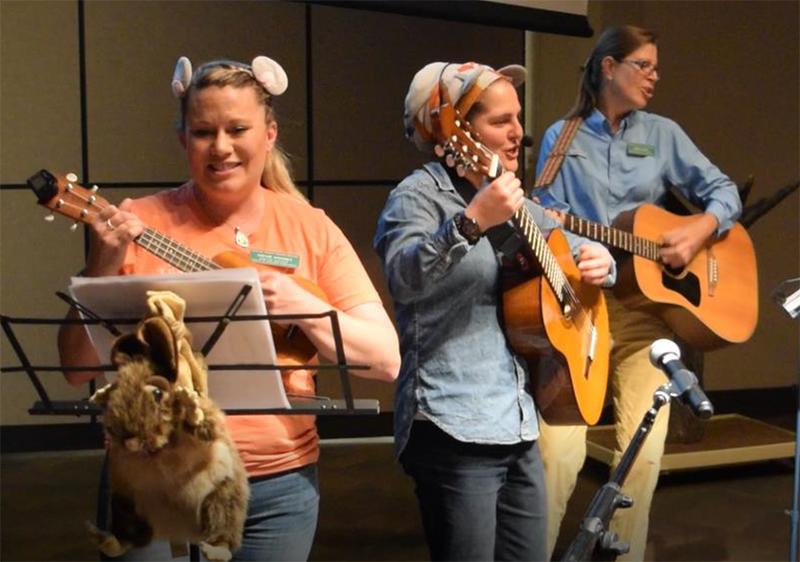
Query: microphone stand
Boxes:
[{"xmin": 562, "ymin": 384, "xmax": 673, "ymax": 561}]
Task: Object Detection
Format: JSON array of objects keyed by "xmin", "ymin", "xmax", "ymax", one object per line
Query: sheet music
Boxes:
[{"xmin": 68, "ymin": 268, "xmax": 290, "ymax": 410}]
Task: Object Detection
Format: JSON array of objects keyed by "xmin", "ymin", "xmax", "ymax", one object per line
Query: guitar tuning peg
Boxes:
[
  {"xmin": 456, "ymin": 165, "xmax": 466, "ymax": 177},
  {"xmin": 91, "ymin": 185, "xmax": 99, "ymax": 193},
  {"xmin": 44, "ymin": 213, "xmax": 55, "ymax": 222},
  {"xmin": 445, "ymin": 154, "xmax": 456, "ymax": 168},
  {"xmin": 434, "ymin": 145, "xmax": 445, "ymax": 158},
  {"xmin": 66, "ymin": 172, "xmax": 78, "ymax": 183},
  {"xmin": 70, "ymin": 222, "xmax": 79, "ymax": 232}
]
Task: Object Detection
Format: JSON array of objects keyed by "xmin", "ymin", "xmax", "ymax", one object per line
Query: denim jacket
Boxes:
[{"xmin": 374, "ymin": 162, "xmax": 594, "ymax": 457}]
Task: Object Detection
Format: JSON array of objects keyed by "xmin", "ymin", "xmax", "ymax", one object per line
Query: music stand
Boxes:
[
  {"xmin": 772, "ymin": 277, "xmax": 800, "ymax": 562},
  {"xmin": 1, "ymin": 274, "xmax": 380, "ymax": 417},
  {"xmin": 1, "ymin": 282, "xmax": 382, "ymax": 562}
]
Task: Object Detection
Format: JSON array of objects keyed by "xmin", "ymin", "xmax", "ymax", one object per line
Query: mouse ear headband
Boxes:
[{"xmin": 170, "ymin": 55, "xmax": 289, "ymax": 98}]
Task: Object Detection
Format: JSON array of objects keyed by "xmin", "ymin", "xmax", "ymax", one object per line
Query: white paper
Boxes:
[{"xmin": 68, "ymin": 268, "xmax": 290, "ymax": 410}]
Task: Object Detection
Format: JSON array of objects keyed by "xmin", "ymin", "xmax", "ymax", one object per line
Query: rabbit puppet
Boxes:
[{"xmin": 87, "ymin": 291, "xmax": 249, "ymax": 562}]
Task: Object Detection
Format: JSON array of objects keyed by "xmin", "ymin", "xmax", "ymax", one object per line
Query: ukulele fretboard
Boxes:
[{"xmin": 136, "ymin": 228, "xmax": 221, "ymax": 272}]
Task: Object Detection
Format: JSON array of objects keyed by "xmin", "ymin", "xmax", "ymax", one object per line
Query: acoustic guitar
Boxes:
[
  {"xmin": 431, "ymin": 104, "xmax": 610, "ymax": 426},
  {"xmin": 558, "ymin": 205, "xmax": 758, "ymax": 350},
  {"xmin": 27, "ymin": 169, "xmax": 327, "ymax": 366}
]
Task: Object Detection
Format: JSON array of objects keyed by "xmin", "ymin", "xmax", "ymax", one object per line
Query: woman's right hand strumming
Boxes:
[{"xmin": 82, "ymin": 199, "xmax": 145, "ymax": 277}]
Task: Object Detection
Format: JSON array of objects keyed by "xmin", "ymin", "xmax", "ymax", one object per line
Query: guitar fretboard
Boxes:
[
  {"xmin": 512, "ymin": 206, "xmax": 571, "ymax": 308},
  {"xmin": 136, "ymin": 228, "xmax": 221, "ymax": 272},
  {"xmin": 563, "ymin": 215, "xmax": 661, "ymax": 261}
]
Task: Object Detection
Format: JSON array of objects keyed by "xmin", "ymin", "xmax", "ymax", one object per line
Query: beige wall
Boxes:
[{"xmin": 1, "ymin": 0, "xmax": 797, "ymax": 427}]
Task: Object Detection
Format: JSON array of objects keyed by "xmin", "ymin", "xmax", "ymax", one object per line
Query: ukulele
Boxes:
[
  {"xmin": 431, "ymin": 102, "xmax": 610, "ymax": 426},
  {"xmin": 557, "ymin": 205, "xmax": 758, "ymax": 350},
  {"xmin": 28, "ymin": 169, "xmax": 327, "ymax": 366}
]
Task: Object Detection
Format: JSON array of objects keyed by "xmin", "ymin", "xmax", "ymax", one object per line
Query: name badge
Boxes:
[
  {"xmin": 627, "ymin": 143, "xmax": 655, "ymax": 157},
  {"xmin": 250, "ymin": 250, "xmax": 300, "ymax": 269}
]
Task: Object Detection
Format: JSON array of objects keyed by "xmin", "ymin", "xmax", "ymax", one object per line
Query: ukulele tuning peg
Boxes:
[{"xmin": 44, "ymin": 213, "xmax": 55, "ymax": 222}]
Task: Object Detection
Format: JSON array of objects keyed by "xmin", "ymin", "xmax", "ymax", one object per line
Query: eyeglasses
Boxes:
[{"xmin": 622, "ymin": 59, "xmax": 659, "ymax": 77}]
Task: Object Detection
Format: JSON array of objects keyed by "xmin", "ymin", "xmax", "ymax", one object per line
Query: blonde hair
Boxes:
[{"xmin": 178, "ymin": 60, "xmax": 307, "ymax": 202}]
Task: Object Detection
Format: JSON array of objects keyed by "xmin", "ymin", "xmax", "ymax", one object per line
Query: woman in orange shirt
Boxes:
[{"xmin": 58, "ymin": 55, "xmax": 400, "ymax": 561}]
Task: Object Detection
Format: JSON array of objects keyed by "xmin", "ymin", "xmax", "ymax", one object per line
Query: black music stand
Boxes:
[
  {"xmin": 1, "ymin": 284, "xmax": 381, "ymax": 562},
  {"xmin": 772, "ymin": 277, "xmax": 800, "ymax": 562},
  {"xmin": 1, "ymin": 283, "xmax": 380, "ymax": 418}
]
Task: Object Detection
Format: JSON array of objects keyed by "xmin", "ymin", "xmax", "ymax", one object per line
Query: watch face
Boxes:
[{"xmin": 456, "ymin": 212, "xmax": 481, "ymax": 243}]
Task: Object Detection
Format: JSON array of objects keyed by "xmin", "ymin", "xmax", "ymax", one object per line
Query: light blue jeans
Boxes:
[{"xmin": 98, "ymin": 460, "xmax": 319, "ymax": 562}]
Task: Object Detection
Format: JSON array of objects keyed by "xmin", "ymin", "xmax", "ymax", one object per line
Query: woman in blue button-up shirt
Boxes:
[
  {"xmin": 532, "ymin": 26, "xmax": 742, "ymax": 562},
  {"xmin": 374, "ymin": 61, "xmax": 613, "ymax": 561}
]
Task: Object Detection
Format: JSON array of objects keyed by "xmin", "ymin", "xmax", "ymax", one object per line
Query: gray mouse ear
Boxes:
[
  {"xmin": 251, "ymin": 56, "xmax": 288, "ymax": 96},
  {"xmin": 171, "ymin": 56, "xmax": 193, "ymax": 98}
]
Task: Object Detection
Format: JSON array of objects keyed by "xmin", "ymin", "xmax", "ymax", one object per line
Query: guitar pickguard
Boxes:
[{"xmin": 661, "ymin": 268, "xmax": 701, "ymax": 306}]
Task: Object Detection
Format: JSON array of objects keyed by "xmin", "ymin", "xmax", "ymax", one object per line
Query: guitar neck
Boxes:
[
  {"xmin": 136, "ymin": 227, "xmax": 221, "ymax": 272},
  {"xmin": 563, "ymin": 214, "xmax": 660, "ymax": 261},
  {"xmin": 511, "ymin": 206, "xmax": 571, "ymax": 307}
]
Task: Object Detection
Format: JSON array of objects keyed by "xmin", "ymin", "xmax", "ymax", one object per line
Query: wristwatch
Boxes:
[{"xmin": 454, "ymin": 212, "xmax": 482, "ymax": 245}]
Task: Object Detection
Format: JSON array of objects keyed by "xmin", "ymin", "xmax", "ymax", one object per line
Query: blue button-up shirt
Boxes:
[
  {"xmin": 533, "ymin": 109, "xmax": 741, "ymax": 234},
  {"xmin": 374, "ymin": 162, "xmax": 583, "ymax": 457}
]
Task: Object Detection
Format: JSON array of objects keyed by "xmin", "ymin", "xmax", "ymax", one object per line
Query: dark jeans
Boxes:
[{"xmin": 400, "ymin": 421, "xmax": 548, "ymax": 562}]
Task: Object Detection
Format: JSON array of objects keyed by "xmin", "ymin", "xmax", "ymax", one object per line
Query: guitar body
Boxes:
[
  {"xmin": 503, "ymin": 229, "xmax": 610, "ymax": 425},
  {"xmin": 612, "ymin": 204, "xmax": 758, "ymax": 350}
]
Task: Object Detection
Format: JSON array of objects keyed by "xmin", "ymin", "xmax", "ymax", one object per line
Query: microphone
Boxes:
[
  {"xmin": 649, "ymin": 339, "xmax": 714, "ymax": 419},
  {"xmin": 521, "ymin": 135, "xmax": 534, "ymax": 148}
]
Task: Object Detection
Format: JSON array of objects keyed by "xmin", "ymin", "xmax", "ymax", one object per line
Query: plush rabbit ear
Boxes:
[
  {"xmin": 90, "ymin": 382, "xmax": 116, "ymax": 406},
  {"xmin": 171, "ymin": 56, "xmax": 193, "ymax": 98},
  {"xmin": 251, "ymin": 56, "xmax": 288, "ymax": 96},
  {"xmin": 138, "ymin": 317, "xmax": 180, "ymax": 383}
]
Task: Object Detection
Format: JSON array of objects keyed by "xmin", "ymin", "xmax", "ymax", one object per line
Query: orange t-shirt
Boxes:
[{"xmin": 121, "ymin": 183, "xmax": 381, "ymax": 478}]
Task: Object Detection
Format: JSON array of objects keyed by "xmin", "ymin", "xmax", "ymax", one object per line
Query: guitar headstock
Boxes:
[
  {"xmin": 27, "ymin": 169, "xmax": 109, "ymax": 229},
  {"xmin": 431, "ymin": 101, "xmax": 503, "ymax": 180}
]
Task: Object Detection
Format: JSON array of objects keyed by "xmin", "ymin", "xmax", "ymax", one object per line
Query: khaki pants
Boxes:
[{"xmin": 538, "ymin": 292, "xmax": 672, "ymax": 561}]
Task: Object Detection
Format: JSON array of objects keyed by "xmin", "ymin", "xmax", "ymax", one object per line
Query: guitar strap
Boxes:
[{"xmin": 533, "ymin": 116, "xmax": 583, "ymax": 189}]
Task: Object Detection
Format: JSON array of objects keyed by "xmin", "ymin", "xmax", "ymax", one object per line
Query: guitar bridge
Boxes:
[
  {"xmin": 707, "ymin": 249, "xmax": 718, "ymax": 297},
  {"xmin": 587, "ymin": 323, "xmax": 597, "ymax": 362}
]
